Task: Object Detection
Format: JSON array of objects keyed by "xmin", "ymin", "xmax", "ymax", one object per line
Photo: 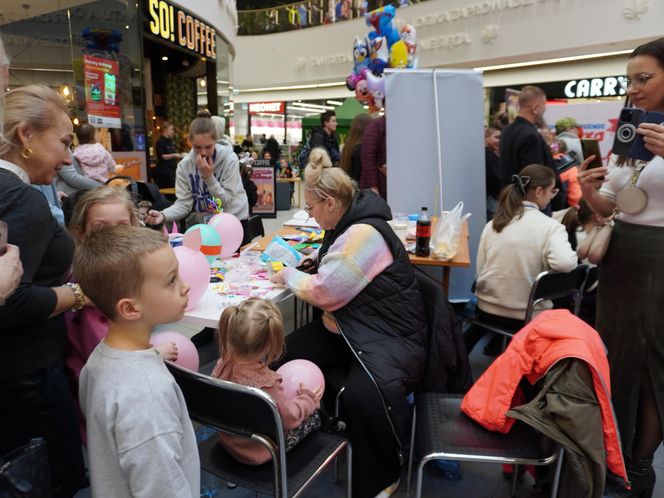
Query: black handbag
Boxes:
[{"xmin": 0, "ymin": 438, "xmax": 51, "ymax": 498}]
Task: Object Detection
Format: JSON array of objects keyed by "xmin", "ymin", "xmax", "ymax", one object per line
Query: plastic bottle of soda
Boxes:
[{"xmin": 415, "ymin": 207, "xmax": 431, "ymax": 257}]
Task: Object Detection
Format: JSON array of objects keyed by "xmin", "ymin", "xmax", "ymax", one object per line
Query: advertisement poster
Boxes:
[
  {"xmin": 111, "ymin": 152, "xmax": 148, "ymax": 181},
  {"xmin": 252, "ymin": 160, "xmax": 276, "ymax": 217},
  {"xmin": 545, "ymin": 101, "xmax": 624, "ymax": 164},
  {"xmin": 83, "ymin": 54, "xmax": 121, "ymax": 128}
]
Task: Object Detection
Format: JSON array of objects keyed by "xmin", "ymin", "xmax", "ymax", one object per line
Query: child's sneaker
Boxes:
[{"xmin": 374, "ymin": 479, "xmax": 400, "ymax": 498}]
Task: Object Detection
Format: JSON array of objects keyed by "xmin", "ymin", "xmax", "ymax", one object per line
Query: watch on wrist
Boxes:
[{"xmin": 65, "ymin": 282, "xmax": 86, "ymax": 312}]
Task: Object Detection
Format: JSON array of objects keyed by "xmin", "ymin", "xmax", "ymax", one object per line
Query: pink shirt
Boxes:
[{"xmin": 211, "ymin": 359, "xmax": 319, "ymax": 465}]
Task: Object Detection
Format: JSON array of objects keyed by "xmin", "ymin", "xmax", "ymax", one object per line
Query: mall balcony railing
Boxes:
[{"xmin": 237, "ymin": 0, "xmax": 422, "ymax": 36}]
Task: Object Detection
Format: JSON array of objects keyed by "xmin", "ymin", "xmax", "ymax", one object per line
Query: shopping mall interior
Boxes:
[{"xmin": 1, "ymin": 0, "xmax": 664, "ymax": 497}]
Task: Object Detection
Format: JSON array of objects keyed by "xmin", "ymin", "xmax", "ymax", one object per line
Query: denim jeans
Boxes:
[{"xmin": 0, "ymin": 359, "xmax": 86, "ymax": 498}]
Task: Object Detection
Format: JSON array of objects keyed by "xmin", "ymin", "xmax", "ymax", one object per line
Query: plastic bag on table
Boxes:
[{"xmin": 432, "ymin": 201, "xmax": 471, "ymax": 261}]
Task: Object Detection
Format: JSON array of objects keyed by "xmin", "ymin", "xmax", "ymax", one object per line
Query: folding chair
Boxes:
[
  {"xmin": 467, "ymin": 264, "xmax": 589, "ymax": 344},
  {"xmin": 166, "ymin": 362, "xmax": 352, "ymax": 498},
  {"xmin": 411, "ymin": 394, "xmax": 564, "ymax": 498}
]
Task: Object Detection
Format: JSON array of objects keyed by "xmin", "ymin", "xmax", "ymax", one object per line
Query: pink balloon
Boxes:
[
  {"xmin": 276, "ymin": 359, "xmax": 325, "ymax": 401},
  {"xmin": 173, "ymin": 246, "xmax": 209, "ymax": 310},
  {"xmin": 150, "ymin": 331, "xmax": 200, "ymax": 371},
  {"xmin": 208, "ymin": 213, "xmax": 244, "ymax": 259}
]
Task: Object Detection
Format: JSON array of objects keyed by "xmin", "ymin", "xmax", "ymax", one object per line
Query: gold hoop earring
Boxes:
[{"xmin": 21, "ymin": 148, "xmax": 33, "ymax": 159}]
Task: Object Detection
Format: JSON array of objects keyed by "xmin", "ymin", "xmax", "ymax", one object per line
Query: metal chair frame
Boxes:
[
  {"xmin": 409, "ymin": 394, "xmax": 564, "ymax": 498},
  {"xmin": 166, "ymin": 362, "xmax": 352, "ymax": 498},
  {"xmin": 468, "ymin": 265, "xmax": 589, "ymax": 341}
]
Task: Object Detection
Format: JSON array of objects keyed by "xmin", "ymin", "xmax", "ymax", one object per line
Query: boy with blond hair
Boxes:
[{"xmin": 75, "ymin": 226, "xmax": 199, "ymax": 497}]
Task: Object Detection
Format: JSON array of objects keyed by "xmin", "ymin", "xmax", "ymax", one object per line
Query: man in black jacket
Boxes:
[
  {"xmin": 500, "ymin": 86, "xmax": 565, "ymax": 209},
  {"xmin": 310, "ymin": 110, "xmax": 340, "ymax": 165}
]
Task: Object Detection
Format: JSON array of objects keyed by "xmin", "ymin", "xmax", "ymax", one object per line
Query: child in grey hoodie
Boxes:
[{"xmin": 146, "ymin": 111, "xmax": 248, "ymax": 227}]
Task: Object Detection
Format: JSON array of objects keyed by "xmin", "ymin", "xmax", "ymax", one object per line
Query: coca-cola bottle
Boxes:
[{"xmin": 415, "ymin": 207, "xmax": 431, "ymax": 257}]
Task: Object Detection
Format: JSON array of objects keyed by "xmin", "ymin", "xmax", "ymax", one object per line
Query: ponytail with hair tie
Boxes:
[{"xmin": 511, "ymin": 174, "xmax": 530, "ymax": 196}]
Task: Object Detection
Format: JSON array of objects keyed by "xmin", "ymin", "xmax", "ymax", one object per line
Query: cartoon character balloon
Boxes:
[
  {"xmin": 400, "ymin": 24, "xmax": 418, "ymax": 68},
  {"xmin": 389, "ymin": 40, "xmax": 408, "ymax": 69},
  {"xmin": 369, "ymin": 36, "xmax": 389, "ymax": 75},
  {"xmin": 353, "ymin": 36, "xmax": 370, "ymax": 73},
  {"xmin": 366, "ymin": 72, "xmax": 386, "ymax": 109},
  {"xmin": 366, "ymin": 6, "xmax": 399, "ymax": 47}
]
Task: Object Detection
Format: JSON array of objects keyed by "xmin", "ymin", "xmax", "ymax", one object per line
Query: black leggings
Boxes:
[{"xmin": 281, "ymin": 319, "xmax": 401, "ymax": 498}]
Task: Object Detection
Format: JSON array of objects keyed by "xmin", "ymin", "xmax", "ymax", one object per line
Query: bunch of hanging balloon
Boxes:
[{"xmin": 346, "ymin": 5, "xmax": 417, "ymax": 113}]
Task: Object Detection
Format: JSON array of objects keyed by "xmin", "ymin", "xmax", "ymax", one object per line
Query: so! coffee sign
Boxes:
[{"xmin": 249, "ymin": 102, "xmax": 285, "ymax": 115}]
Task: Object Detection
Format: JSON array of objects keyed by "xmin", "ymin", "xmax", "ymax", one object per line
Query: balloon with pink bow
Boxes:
[{"xmin": 346, "ymin": 5, "xmax": 417, "ymax": 113}]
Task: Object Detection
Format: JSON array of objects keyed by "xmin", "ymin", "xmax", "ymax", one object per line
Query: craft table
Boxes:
[{"xmin": 252, "ymin": 221, "xmax": 471, "ymax": 297}]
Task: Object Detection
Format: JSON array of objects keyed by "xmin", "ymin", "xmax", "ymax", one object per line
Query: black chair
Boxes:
[
  {"xmin": 242, "ymin": 214, "xmax": 265, "ymax": 245},
  {"xmin": 467, "ymin": 265, "xmax": 589, "ymax": 342},
  {"xmin": 411, "ymin": 394, "xmax": 563, "ymax": 498},
  {"xmin": 165, "ymin": 362, "xmax": 351, "ymax": 498}
]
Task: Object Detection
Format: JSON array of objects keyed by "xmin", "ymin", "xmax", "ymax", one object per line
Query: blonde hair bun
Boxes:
[{"xmin": 304, "ymin": 147, "xmax": 332, "ymax": 185}]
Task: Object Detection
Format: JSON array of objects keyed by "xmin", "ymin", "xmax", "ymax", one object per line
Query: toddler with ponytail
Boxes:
[{"xmin": 211, "ymin": 298, "xmax": 321, "ymax": 465}]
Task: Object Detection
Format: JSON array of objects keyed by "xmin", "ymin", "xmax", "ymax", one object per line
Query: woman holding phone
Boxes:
[{"xmin": 578, "ymin": 37, "xmax": 664, "ymax": 498}]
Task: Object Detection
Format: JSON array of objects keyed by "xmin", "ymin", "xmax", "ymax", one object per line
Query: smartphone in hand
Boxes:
[
  {"xmin": 629, "ymin": 110, "xmax": 664, "ymax": 161},
  {"xmin": 612, "ymin": 107, "xmax": 646, "ymax": 155},
  {"xmin": 580, "ymin": 139, "xmax": 603, "ymax": 169}
]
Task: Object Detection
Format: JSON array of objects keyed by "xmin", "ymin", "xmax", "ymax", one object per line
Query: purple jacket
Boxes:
[{"xmin": 360, "ymin": 116, "xmax": 386, "ymax": 200}]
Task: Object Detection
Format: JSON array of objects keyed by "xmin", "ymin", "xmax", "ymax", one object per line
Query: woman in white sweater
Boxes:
[{"xmin": 465, "ymin": 164, "xmax": 578, "ymax": 354}]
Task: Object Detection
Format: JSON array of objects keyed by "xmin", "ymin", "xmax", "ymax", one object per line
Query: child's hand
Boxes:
[
  {"xmin": 298, "ymin": 383, "xmax": 323, "ymax": 403},
  {"xmin": 145, "ymin": 210, "xmax": 165, "ymax": 226},
  {"xmin": 196, "ymin": 153, "xmax": 214, "ymax": 180},
  {"xmin": 156, "ymin": 341, "xmax": 179, "ymax": 361}
]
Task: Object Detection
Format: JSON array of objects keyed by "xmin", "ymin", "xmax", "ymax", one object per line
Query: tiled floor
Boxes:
[{"xmin": 76, "ymin": 206, "xmax": 664, "ymax": 497}]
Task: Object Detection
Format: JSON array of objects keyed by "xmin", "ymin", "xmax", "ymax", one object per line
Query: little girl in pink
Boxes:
[
  {"xmin": 66, "ymin": 186, "xmax": 177, "ymax": 441},
  {"xmin": 212, "ymin": 298, "xmax": 322, "ymax": 465},
  {"xmin": 73, "ymin": 123, "xmax": 116, "ymax": 182}
]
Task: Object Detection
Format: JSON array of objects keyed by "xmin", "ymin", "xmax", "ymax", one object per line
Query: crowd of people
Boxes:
[{"xmin": 2, "ymin": 32, "xmax": 664, "ymax": 498}]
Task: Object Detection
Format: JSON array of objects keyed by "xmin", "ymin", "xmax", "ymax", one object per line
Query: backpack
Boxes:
[{"xmin": 297, "ymin": 132, "xmax": 312, "ymax": 169}]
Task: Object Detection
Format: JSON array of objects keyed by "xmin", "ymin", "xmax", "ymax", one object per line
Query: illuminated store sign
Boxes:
[
  {"xmin": 249, "ymin": 102, "xmax": 285, "ymax": 114},
  {"xmin": 563, "ymin": 77, "xmax": 626, "ymax": 98},
  {"xmin": 147, "ymin": 0, "xmax": 216, "ymax": 60}
]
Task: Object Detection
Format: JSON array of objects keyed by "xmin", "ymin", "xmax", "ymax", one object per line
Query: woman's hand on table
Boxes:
[
  {"xmin": 637, "ymin": 122, "xmax": 664, "ymax": 158},
  {"xmin": 270, "ymin": 270, "xmax": 286, "ymax": 285}
]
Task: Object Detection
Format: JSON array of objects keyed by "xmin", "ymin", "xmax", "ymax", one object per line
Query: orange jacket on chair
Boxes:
[{"xmin": 461, "ymin": 309, "xmax": 627, "ymax": 482}]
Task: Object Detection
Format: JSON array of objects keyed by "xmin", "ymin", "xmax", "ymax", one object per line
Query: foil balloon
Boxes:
[
  {"xmin": 368, "ymin": 36, "xmax": 389, "ymax": 75},
  {"xmin": 389, "ymin": 40, "xmax": 408, "ymax": 68}
]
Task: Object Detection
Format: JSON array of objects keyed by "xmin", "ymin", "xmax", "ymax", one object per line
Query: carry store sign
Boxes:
[{"xmin": 83, "ymin": 55, "xmax": 121, "ymax": 128}]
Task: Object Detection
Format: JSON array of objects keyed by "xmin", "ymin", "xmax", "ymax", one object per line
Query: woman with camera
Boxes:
[{"xmin": 578, "ymin": 37, "xmax": 664, "ymax": 498}]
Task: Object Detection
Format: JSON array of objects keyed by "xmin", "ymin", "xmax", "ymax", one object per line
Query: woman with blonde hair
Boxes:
[
  {"xmin": 270, "ymin": 147, "xmax": 437, "ymax": 498},
  {"xmin": 0, "ymin": 85, "xmax": 86, "ymax": 496}
]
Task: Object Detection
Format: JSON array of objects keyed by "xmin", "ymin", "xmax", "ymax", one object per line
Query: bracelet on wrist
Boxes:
[{"xmin": 65, "ymin": 282, "xmax": 86, "ymax": 312}]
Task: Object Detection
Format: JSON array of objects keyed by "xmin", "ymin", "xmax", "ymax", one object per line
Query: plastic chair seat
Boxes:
[{"xmin": 199, "ymin": 430, "xmax": 349, "ymax": 498}]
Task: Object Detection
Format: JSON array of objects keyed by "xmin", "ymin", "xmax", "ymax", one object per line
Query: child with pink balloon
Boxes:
[
  {"xmin": 65, "ymin": 187, "xmax": 178, "ymax": 442},
  {"xmin": 211, "ymin": 298, "xmax": 323, "ymax": 465}
]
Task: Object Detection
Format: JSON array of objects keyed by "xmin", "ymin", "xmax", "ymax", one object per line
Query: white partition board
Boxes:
[{"xmin": 385, "ymin": 69, "xmax": 485, "ymax": 300}]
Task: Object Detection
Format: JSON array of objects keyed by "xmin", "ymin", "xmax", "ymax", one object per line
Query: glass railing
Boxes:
[{"xmin": 238, "ymin": 0, "xmax": 422, "ymax": 36}]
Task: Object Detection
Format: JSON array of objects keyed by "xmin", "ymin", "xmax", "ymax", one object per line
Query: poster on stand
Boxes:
[
  {"xmin": 83, "ymin": 54, "xmax": 121, "ymax": 128},
  {"xmin": 252, "ymin": 160, "xmax": 276, "ymax": 217},
  {"xmin": 545, "ymin": 101, "xmax": 624, "ymax": 164}
]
